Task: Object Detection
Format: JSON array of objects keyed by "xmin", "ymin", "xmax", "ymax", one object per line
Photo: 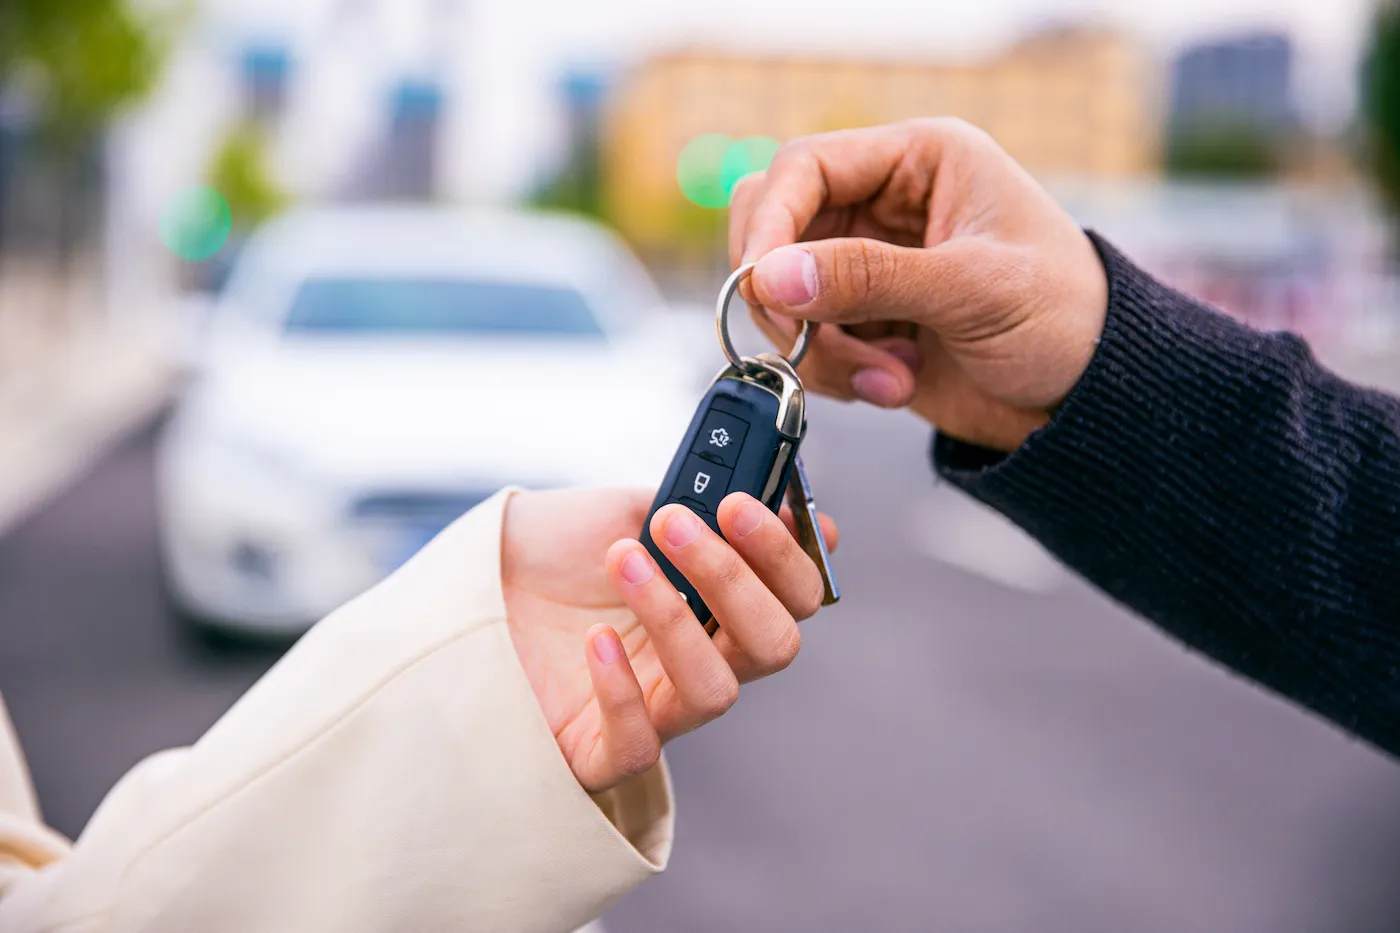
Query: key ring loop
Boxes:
[{"xmin": 717, "ymin": 262, "xmax": 813, "ymax": 371}]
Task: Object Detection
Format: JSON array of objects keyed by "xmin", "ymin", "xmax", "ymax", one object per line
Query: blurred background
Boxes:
[{"xmin": 5, "ymin": 0, "xmax": 1400, "ymax": 930}]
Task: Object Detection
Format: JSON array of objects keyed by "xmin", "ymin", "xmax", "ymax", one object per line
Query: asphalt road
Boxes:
[{"xmin": 5, "ymin": 402, "xmax": 1400, "ymax": 932}]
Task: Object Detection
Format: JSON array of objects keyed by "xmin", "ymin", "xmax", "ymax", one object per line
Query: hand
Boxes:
[
  {"xmin": 501, "ymin": 488, "xmax": 838, "ymax": 793},
  {"xmin": 729, "ymin": 118, "xmax": 1109, "ymax": 452}
]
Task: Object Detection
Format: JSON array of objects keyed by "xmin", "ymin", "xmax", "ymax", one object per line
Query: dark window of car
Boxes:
[{"xmin": 284, "ymin": 278, "xmax": 606, "ymax": 337}]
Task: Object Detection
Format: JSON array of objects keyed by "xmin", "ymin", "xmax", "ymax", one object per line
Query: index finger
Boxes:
[{"xmin": 738, "ymin": 124, "xmax": 921, "ymax": 266}]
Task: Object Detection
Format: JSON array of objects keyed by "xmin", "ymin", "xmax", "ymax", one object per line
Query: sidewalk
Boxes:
[{"xmin": 0, "ymin": 334, "xmax": 175, "ymax": 536}]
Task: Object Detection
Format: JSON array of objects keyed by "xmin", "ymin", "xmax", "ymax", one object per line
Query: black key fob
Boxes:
[{"xmin": 641, "ymin": 353, "xmax": 836, "ymax": 632}]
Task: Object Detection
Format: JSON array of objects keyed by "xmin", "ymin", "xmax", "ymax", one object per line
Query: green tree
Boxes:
[
  {"xmin": 1166, "ymin": 122, "xmax": 1280, "ymax": 179},
  {"xmin": 1365, "ymin": 1, "xmax": 1400, "ymax": 230},
  {"xmin": 208, "ymin": 122, "xmax": 286, "ymax": 231},
  {"xmin": 532, "ymin": 145, "xmax": 603, "ymax": 221},
  {"xmin": 1, "ymin": 0, "xmax": 169, "ymax": 147},
  {"xmin": 0, "ymin": 0, "xmax": 175, "ymax": 264}
]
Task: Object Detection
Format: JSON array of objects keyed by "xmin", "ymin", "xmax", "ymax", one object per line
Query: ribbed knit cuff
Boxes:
[
  {"xmin": 931, "ymin": 230, "xmax": 1317, "ymax": 570},
  {"xmin": 931, "ymin": 232, "xmax": 1400, "ymax": 756}
]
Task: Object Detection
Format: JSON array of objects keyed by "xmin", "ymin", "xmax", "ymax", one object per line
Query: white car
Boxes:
[{"xmin": 157, "ymin": 206, "xmax": 708, "ymax": 637}]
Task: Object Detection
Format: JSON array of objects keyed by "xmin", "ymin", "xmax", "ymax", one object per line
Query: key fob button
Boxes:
[
  {"xmin": 671, "ymin": 454, "xmax": 733, "ymax": 514},
  {"xmin": 691, "ymin": 410, "xmax": 749, "ymax": 467}
]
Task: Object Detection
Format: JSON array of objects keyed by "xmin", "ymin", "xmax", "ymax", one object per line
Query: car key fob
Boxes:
[{"xmin": 640, "ymin": 264, "xmax": 838, "ymax": 634}]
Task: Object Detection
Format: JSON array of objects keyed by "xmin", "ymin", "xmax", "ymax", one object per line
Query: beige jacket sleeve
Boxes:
[{"xmin": 0, "ymin": 489, "xmax": 674, "ymax": 933}]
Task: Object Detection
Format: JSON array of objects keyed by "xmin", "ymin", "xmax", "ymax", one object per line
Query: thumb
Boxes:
[{"xmin": 751, "ymin": 238, "xmax": 959, "ymax": 327}]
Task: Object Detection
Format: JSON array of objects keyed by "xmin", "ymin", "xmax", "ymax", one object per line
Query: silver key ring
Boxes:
[{"xmin": 716, "ymin": 262, "xmax": 813, "ymax": 371}]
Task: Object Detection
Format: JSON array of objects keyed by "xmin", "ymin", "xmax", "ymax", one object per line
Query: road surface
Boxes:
[{"xmin": 4, "ymin": 403, "xmax": 1400, "ymax": 932}]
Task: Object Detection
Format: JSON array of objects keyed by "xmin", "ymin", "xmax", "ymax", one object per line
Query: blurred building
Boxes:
[
  {"xmin": 1165, "ymin": 32, "xmax": 1358, "ymax": 186},
  {"xmin": 345, "ymin": 78, "xmax": 445, "ymax": 200},
  {"xmin": 529, "ymin": 69, "xmax": 609, "ymax": 218},
  {"xmin": 604, "ymin": 27, "xmax": 1160, "ymax": 252},
  {"xmin": 562, "ymin": 70, "xmax": 607, "ymax": 168},
  {"xmin": 1168, "ymin": 32, "xmax": 1296, "ymax": 136},
  {"xmin": 242, "ymin": 45, "xmax": 292, "ymax": 125}
]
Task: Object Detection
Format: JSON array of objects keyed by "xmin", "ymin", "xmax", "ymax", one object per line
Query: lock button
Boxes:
[
  {"xmin": 671, "ymin": 453, "xmax": 732, "ymax": 514},
  {"xmin": 691, "ymin": 410, "xmax": 749, "ymax": 468}
]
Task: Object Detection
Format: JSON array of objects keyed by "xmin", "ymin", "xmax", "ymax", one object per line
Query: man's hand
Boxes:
[
  {"xmin": 502, "ymin": 488, "xmax": 838, "ymax": 793},
  {"xmin": 730, "ymin": 118, "xmax": 1109, "ymax": 452}
]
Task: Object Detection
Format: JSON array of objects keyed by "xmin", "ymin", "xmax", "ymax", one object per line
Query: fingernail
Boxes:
[
  {"xmin": 733, "ymin": 499, "xmax": 767, "ymax": 537},
  {"xmin": 619, "ymin": 549, "xmax": 654, "ymax": 586},
  {"xmin": 756, "ymin": 247, "xmax": 817, "ymax": 306},
  {"xmin": 592, "ymin": 628, "xmax": 625, "ymax": 664},
  {"xmin": 664, "ymin": 510, "xmax": 701, "ymax": 548},
  {"xmin": 851, "ymin": 368, "xmax": 905, "ymax": 407}
]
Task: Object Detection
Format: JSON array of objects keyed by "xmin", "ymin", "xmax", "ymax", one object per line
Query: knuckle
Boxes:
[
  {"xmin": 769, "ymin": 138, "xmax": 809, "ymax": 173},
  {"xmin": 863, "ymin": 239, "xmax": 898, "ymax": 297},
  {"xmin": 931, "ymin": 115, "xmax": 973, "ymax": 136},
  {"xmin": 731, "ymin": 169, "xmax": 764, "ymax": 202},
  {"xmin": 614, "ymin": 734, "xmax": 661, "ymax": 777},
  {"xmin": 762, "ymin": 533, "xmax": 823, "ymax": 620},
  {"xmin": 765, "ymin": 524, "xmax": 804, "ymax": 572},
  {"xmin": 919, "ymin": 115, "xmax": 975, "ymax": 143},
  {"xmin": 657, "ymin": 597, "xmax": 694, "ymax": 634},
  {"xmin": 794, "ymin": 574, "xmax": 824, "ymax": 621},
  {"xmin": 774, "ymin": 552, "xmax": 824, "ymax": 622},
  {"xmin": 707, "ymin": 548, "xmax": 748, "ymax": 593},
  {"xmin": 904, "ymin": 115, "xmax": 945, "ymax": 137},
  {"xmin": 700, "ymin": 674, "xmax": 740, "ymax": 718},
  {"xmin": 834, "ymin": 239, "xmax": 896, "ymax": 306},
  {"xmin": 638, "ymin": 585, "xmax": 694, "ymax": 636},
  {"xmin": 755, "ymin": 625, "xmax": 802, "ymax": 674},
  {"xmin": 907, "ymin": 116, "xmax": 998, "ymax": 164}
]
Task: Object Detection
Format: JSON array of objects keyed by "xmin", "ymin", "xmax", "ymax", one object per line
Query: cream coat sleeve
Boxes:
[{"xmin": 0, "ymin": 489, "xmax": 674, "ymax": 933}]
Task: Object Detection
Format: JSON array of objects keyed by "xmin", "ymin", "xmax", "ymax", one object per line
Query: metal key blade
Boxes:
[{"xmin": 784, "ymin": 453, "xmax": 839, "ymax": 606}]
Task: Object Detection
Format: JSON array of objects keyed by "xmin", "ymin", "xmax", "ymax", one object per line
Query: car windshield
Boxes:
[{"xmin": 283, "ymin": 277, "xmax": 607, "ymax": 338}]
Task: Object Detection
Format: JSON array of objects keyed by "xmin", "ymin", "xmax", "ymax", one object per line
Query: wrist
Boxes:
[
  {"xmin": 907, "ymin": 389, "xmax": 1052, "ymax": 451},
  {"xmin": 1057, "ymin": 227, "xmax": 1111, "ymax": 401}
]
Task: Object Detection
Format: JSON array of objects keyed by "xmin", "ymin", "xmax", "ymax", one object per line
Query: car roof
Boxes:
[
  {"xmin": 218, "ymin": 205, "xmax": 663, "ymax": 331},
  {"xmin": 236, "ymin": 205, "xmax": 642, "ymax": 283}
]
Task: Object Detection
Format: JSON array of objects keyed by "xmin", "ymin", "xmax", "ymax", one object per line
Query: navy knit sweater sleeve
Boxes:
[{"xmin": 933, "ymin": 232, "xmax": 1400, "ymax": 756}]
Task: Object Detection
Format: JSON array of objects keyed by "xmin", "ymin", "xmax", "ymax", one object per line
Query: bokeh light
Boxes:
[
  {"xmin": 676, "ymin": 133, "xmax": 734, "ymax": 208},
  {"xmin": 677, "ymin": 134, "xmax": 783, "ymax": 208},
  {"xmin": 720, "ymin": 136, "xmax": 781, "ymax": 202},
  {"xmin": 159, "ymin": 186, "xmax": 232, "ymax": 261}
]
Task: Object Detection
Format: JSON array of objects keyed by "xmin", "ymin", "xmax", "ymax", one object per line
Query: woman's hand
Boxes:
[
  {"xmin": 730, "ymin": 117, "xmax": 1109, "ymax": 453},
  {"xmin": 502, "ymin": 488, "xmax": 838, "ymax": 793}
]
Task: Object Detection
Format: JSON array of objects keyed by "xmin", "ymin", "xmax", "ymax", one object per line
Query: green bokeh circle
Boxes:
[
  {"xmin": 159, "ymin": 186, "xmax": 232, "ymax": 262},
  {"xmin": 676, "ymin": 133, "xmax": 734, "ymax": 208},
  {"xmin": 720, "ymin": 136, "xmax": 781, "ymax": 202}
]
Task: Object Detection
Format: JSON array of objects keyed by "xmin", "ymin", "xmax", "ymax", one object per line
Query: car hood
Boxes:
[{"xmin": 176, "ymin": 341, "xmax": 706, "ymax": 491}]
